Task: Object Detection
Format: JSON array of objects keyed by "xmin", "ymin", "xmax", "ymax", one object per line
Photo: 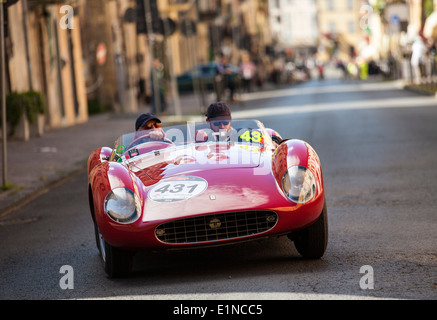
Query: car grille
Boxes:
[{"xmin": 155, "ymin": 210, "xmax": 278, "ymax": 244}]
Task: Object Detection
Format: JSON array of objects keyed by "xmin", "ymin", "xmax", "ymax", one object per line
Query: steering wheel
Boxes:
[{"xmin": 127, "ymin": 133, "xmax": 173, "ymax": 150}]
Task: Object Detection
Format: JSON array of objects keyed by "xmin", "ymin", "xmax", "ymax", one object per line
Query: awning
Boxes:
[
  {"xmin": 424, "ymin": 11, "xmax": 437, "ymax": 39},
  {"xmin": 27, "ymin": 0, "xmax": 72, "ymax": 9}
]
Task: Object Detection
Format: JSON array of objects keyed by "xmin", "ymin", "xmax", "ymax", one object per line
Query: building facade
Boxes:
[
  {"xmin": 269, "ymin": 0, "xmax": 318, "ymax": 52},
  {"xmin": 4, "ymin": 0, "xmax": 88, "ymax": 140}
]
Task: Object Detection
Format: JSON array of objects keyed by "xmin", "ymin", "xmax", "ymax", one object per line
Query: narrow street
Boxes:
[{"xmin": 1, "ymin": 79, "xmax": 436, "ymax": 300}]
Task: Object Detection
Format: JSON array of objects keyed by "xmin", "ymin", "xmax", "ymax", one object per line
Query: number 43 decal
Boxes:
[{"xmin": 239, "ymin": 130, "xmax": 263, "ymax": 143}]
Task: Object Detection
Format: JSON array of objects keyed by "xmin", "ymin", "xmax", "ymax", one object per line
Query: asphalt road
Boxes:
[{"xmin": 1, "ymin": 79, "xmax": 436, "ymax": 301}]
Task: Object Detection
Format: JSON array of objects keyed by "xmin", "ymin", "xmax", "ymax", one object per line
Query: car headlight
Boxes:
[
  {"xmin": 282, "ymin": 166, "xmax": 316, "ymax": 203},
  {"xmin": 104, "ymin": 188, "xmax": 141, "ymax": 224}
]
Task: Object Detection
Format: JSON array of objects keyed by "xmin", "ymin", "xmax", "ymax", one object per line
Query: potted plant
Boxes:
[{"xmin": 3, "ymin": 91, "xmax": 46, "ymax": 140}]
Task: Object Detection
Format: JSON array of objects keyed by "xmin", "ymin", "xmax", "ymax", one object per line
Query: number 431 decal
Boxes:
[
  {"xmin": 154, "ymin": 183, "xmax": 198, "ymax": 194},
  {"xmin": 148, "ymin": 176, "xmax": 208, "ymax": 203}
]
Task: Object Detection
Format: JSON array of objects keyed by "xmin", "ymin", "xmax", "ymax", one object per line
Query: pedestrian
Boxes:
[
  {"xmin": 336, "ymin": 59, "xmax": 348, "ymax": 79},
  {"xmin": 137, "ymin": 78, "xmax": 146, "ymax": 106},
  {"xmin": 316, "ymin": 60, "xmax": 325, "ymax": 80},
  {"xmin": 216, "ymin": 55, "xmax": 237, "ymax": 103},
  {"xmin": 240, "ymin": 54, "xmax": 256, "ymax": 92},
  {"xmin": 411, "ymin": 36, "xmax": 427, "ymax": 84},
  {"xmin": 150, "ymin": 59, "xmax": 167, "ymax": 114}
]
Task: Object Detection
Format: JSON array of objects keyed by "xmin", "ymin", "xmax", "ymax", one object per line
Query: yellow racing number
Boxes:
[{"xmin": 239, "ymin": 130, "xmax": 262, "ymax": 143}]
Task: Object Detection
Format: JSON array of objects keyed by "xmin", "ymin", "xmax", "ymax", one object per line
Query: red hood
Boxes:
[
  {"xmin": 140, "ymin": 166, "xmax": 285, "ymax": 223},
  {"xmin": 123, "ymin": 143, "xmax": 282, "ymax": 222}
]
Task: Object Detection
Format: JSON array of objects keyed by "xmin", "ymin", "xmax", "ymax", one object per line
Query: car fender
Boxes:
[
  {"xmin": 272, "ymin": 139, "xmax": 324, "ymax": 203},
  {"xmin": 88, "ymin": 161, "xmax": 144, "ymax": 225},
  {"xmin": 87, "ymin": 147, "xmax": 112, "ymax": 176}
]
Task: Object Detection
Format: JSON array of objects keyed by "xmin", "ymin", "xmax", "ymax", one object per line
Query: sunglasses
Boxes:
[
  {"xmin": 212, "ymin": 121, "xmax": 230, "ymax": 126},
  {"xmin": 142, "ymin": 122, "xmax": 161, "ymax": 130}
]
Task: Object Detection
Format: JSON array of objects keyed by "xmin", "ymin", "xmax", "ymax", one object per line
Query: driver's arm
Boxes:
[
  {"xmin": 150, "ymin": 128, "xmax": 175, "ymax": 145},
  {"xmin": 149, "ymin": 128, "xmax": 165, "ymax": 141}
]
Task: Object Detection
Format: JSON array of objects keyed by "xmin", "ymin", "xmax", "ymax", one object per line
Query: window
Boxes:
[
  {"xmin": 349, "ymin": 21, "xmax": 355, "ymax": 33},
  {"xmin": 329, "ymin": 21, "xmax": 336, "ymax": 33}
]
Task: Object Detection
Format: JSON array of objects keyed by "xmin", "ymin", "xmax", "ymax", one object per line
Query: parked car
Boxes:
[{"xmin": 177, "ymin": 62, "xmax": 239, "ymax": 93}]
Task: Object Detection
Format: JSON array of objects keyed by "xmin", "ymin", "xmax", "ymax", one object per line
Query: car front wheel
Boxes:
[
  {"xmin": 95, "ymin": 224, "xmax": 135, "ymax": 278},
  {"xmin": 290, "ymin": 199, "xmax": 328, "ymax": 259}
]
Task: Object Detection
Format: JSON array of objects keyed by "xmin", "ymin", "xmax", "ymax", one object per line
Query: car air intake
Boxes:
[{"xmin": 155, "ymin": 210, "xmax": 278, "ymax": 244}]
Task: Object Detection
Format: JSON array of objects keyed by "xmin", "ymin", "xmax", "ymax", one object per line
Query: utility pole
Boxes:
[
  {"xmin": 162, "ymin": 16, "xmax": 182, "ymax": 117},
  {"xmin": 22, "ymin": 0, "xmax": 32, "ymax": 90},
  {"xmin": 421, "ymin": 0, "xmax": 426, "ymax": 26},
  {"xmin": 143, "ymin": 0, "xmax": 161, "ymax": 115},
  {"xmin": 1, "ymin": 1, "xmax": 7, "ymax": 188}
]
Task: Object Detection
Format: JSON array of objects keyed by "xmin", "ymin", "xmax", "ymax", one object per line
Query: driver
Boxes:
[{"xmin": 135, "ymin": 113, "xmax": 165, "ymax": 140}]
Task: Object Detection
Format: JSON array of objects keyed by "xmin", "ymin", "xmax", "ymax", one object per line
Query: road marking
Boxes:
[
  {"xmin": 233, "ymin": 96, "xmax": 437, "ymax": 119},
  {"xmin": 239, "ymin": 80, "xmax": 407, "ymax": 102},
  {"xmin": 0, "ymin": 216, "xmax": 40, "ymax": 226}
]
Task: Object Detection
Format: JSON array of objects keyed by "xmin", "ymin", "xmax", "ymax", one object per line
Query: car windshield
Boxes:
[{"xmin": 110, "ymin": 119, "xmax": 273, "ymax": 161}]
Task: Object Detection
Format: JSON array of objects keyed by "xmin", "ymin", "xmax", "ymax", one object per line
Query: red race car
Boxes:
[{"xmin": 87, "ymin": 120, "xmax": 328, "ymax": 277}]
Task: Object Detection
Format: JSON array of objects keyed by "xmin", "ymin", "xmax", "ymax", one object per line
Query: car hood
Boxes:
[
  {"xmin": 127, "ymin": 146, "xmax": 283, "ymax": 222},
  {"xmin": 127, "ymin": 142, "xmax": 262, "ymax": 181}
]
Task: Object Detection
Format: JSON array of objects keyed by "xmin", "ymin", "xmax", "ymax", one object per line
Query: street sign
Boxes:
[
  {"xmin": 389, "ymin": 14, "xmax": 401, "ymax": 34},
  {"xmin": 96, "ymin": 43, "xmax": 107, "ymax": 66}
]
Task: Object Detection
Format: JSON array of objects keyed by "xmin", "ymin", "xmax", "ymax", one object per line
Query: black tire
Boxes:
[
  {"xmin": 271, "ymin": 135, "xmax": 283, "ymax": 145},
  {"xmin": 95, "ymin": 224, "xmax": 134, "ymax": 278},
  {"xmin": 291, "ymin": 199, "xmax": 328, "ymax": 259},
  {"xmin": 94, "ymin": 222, "xmax": 101, "ymax": 252},
  {"xmin": 102, "ymin": 241, "xmax": 135, "ymax": 278}
]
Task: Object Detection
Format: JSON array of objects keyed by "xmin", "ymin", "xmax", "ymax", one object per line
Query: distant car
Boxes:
[
  {"xmin": 87, "ymin": 120, "xmax": 328, "ymax": 277},
  {"xmin": 177, "ymin": 62, "xmax": 239, "ymax": 93}
]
